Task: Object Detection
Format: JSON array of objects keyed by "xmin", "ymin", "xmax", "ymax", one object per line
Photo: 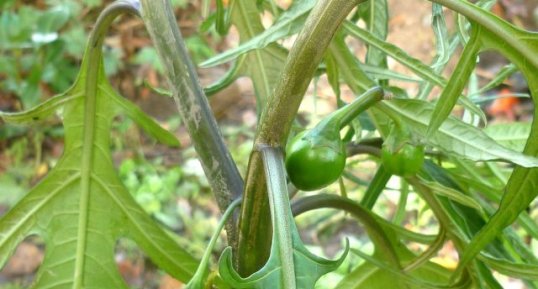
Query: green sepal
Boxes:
[
  {"xmin": 220, "ymin": 147, "xmax": 349, "ymax": 288},
  {"xmin": 219, "ymin": 225, "xmax": 349, "ymax": 289},
  {"xmin": 383, "ymin": 123, "xmax": 414, "ymax": 153}
]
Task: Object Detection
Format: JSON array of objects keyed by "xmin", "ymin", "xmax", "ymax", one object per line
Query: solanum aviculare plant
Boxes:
[{"xmin": 0, "ymin": 0, "xmax": 537, "ymax": 288}]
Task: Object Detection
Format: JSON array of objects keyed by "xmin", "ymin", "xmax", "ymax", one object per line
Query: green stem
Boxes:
[
  {"xmin": 374, "ymin": 102, "xmax": 405, "ymax": 128},
  {"xmin": 237, "ymin": 0, "xmax": 365, "ymax": 275},
  {"xmin": 392, "ymin": 179, "xmax": 409, "ymax": 224},
  {"xmin": 204, "ymin": 56, "xmax": 244, "ymax": 96},
  {"xmin": 346, "ymin": 143, "xmax": 381, "ymax": 158},
  {"xmin": 403, "ymin": 229, "xmax": 446, "ymax": 272},
  {"xmin": 299, "ymin": 192, "xmax": 438, "ymax": 246},
  {"xmin": 187, "ymin": 199, "xmax": 241, "ymax": 288},
  {"xmin": 336, "ymin": 87, "xmax": 384, "ymax": 129},
  {"xmin": 255, "ymin": 0, "xmax": 367, "ymax": 144},
  {"xmin": 88, "ymin": 1, "xmax": 141, "ymax": 49},
  {"xmin": 291, "ymin": 194, "xmax": 401, "ymax": 268},
  {"xmin": 314, "ymin": 86, "xmax": 383, "ymax": 131},
  {"xmin": 139, "ymin": 0, "xmax": 244, "ymax": 249},
  {"xmin": 360, "ymin": 164, "xmax": 392, "ymax": 209},
  {"xmin": 407, "ymin": 177, "xmax": 466, "ymax": 250},
  {"xmin": 328, "ymin": 34, "xmax": 375, "ymax": 93},
  {"xmin": 204, "ymin": 200, "xmax": 242, "ymax": 265},
  {"xmin": 406, "ymin": 176, "xmax": 481, "ymax": 285},
  {"xmin": 259, "ymin": 145, "xmax": 296, "ymax": 289}
]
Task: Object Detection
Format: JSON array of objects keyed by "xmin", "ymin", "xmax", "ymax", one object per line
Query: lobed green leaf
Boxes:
[{"xmin": 0, "ymin": 45, "xmax": 196, "ymax": 288}]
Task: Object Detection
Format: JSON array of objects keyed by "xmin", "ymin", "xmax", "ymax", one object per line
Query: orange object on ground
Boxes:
[{"xmin": 487, "ymin": 87, "xmax": 519, "ymax": 120}]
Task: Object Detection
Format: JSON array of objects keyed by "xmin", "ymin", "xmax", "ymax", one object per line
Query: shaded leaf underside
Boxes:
[{"xmin": 0, "ymin": 51, "xmax": 197, "ymax": 288}]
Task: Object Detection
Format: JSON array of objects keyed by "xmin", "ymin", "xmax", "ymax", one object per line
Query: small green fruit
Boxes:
[
  {"xmin": 285, "ymin": 87, "xmax": 383, "ymax": 191},
  {"xmin": 381, "ymin": 143, "xmax": 425, "ymax": 177},
  {"xmin": 285, "ymin": 130, "xmax": 346, "ymax": 191}
]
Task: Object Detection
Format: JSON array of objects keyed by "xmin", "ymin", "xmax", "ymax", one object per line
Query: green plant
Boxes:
[
  {"xmin": 1, "ymin": 0, "xmax": 538, "ymax": 289},
  {"xmin": 285, "ymin": 128, "xmax": 347, "ymax": 191},
  {"xmin": 381, "ymin": 143, "xmax": 425, "ymax": 177},
  {"xmin": 0, "ymin": 283, "xmax": 25, "ymax": 289},
  {"xmin": 380, "ymin": 124, "xmax": 425, "ymax": 177},
  {"xmin": 285, "ymin": 87, "xmax": 384, "ymax": 191},
  {"xmin": 0, "ymin": 1, "xmax": 115, "ymax": 109}
]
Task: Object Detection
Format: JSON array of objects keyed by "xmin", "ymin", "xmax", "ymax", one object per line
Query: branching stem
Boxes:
[
  {"xmin": 139, "ymin": 0, "xmax": 244, "ymax": 249},
  {"xmin": 236, "ymin": 0, "xmax": 366, "ymax": 275},
  {"xmin": 292, "ymin": 194, "xmax": 401, "ymax": 268}
]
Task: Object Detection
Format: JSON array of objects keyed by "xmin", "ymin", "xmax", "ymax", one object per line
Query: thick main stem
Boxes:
[
  {"xmin": 237, "ymin": 0, "xmax": 364, "ymax": 276},
  {"xmin": 139, "ymin": 0, "xmax": 244, "ymax": 249}
]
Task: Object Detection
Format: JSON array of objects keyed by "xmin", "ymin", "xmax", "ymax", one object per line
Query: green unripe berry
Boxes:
[
  {"xmin": 285, "ymin": 87, "xmax": 384, "ymax": 191},
  {"xmin": 381, "ymin": 143, "xmax": 425, "ymax": 177},
  {"xmin": 285, "ymin": 130, "xmax": 346, "ymax": 191}
]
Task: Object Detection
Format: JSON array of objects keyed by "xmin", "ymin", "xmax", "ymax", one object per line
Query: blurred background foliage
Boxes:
[{"xmin": 0, "ymin": 1, "xmax": 232, "ymax": 287}]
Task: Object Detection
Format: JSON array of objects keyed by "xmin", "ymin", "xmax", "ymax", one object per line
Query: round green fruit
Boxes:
[
  {"xmin": 285, "ymin": 131, "xmax": 346, "ymax": 191},
  {"xmin": 381, "ymin": 144, "xmax": 425, "ymax": 177}
]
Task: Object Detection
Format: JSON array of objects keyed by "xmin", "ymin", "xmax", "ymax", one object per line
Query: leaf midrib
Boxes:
[
  {"xmin": 381, "ymin": 101, "xmax": 538, "ymax": 166},
  {"xmin": 74, "ymin": 50, "xmax": 101, "ymax": 289},
  {"xmin": 237, "ymin": 0, "xmax": 272, "ymax": 100}
]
